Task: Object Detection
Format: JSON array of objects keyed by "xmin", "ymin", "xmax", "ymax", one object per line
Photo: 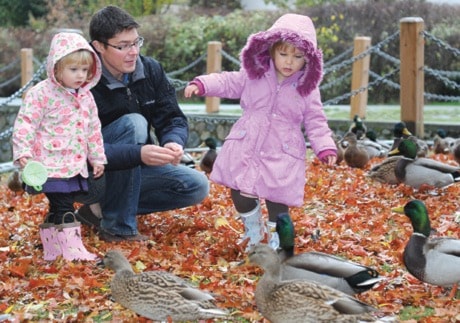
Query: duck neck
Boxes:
[
  {"xmin": 412, "ymin": 218, "xmax": 431, "ymax": 237},
  {"xmin": 264, "ymin": 259, "xmax": 282, "ymax": 282}
]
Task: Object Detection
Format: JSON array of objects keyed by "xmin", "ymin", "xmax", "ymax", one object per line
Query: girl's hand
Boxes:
[
  {"xmin": 92, "ymin": 164, "xmax": 105, "ymax": 178},
  {"xmin": 184, "ymin": 84, "xmax": 199, "ymax": 98},
  {"xmin": 18, "ymin": 157, "xmax": 29, "ymax": 169},
  {"xmin": 323, "ymin": 155, "xmax": 337, "ymax": 166}
]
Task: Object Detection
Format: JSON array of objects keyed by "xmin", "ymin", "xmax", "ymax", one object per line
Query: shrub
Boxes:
[{"xmin": 0, "ymin": 0, "xmax": 459, "ymax": 103}]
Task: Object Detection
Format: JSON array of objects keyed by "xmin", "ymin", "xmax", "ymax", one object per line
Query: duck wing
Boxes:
[
  {"xmin": 367, "ymin": 156, "xmax": 402, "ymax": 184},
  {"xmin": 111, "ymin": 271, "xmax": 227, "ymax": 321},
  {"xmin": 284, "ymin": 251, "xmax": 371, "ymax": 277},
  {"xmin": 270, "ymin": 280, "xmax": 376, "ymax": 315},
  {"xmin": 396, "ymin": 157, "xmax": 460, "ymax": 188},
  {"xmin": 282, "ymin": 252, "xmax": 383, "ymax": 295},
  {"xmin": 422, "ymin": 237, "xmax": 460, "ymax": 287},
  {"xmin": 426, "ymin": 237, "xmax": 460, "ymax": 256},
  {"xmin": 414, "ymin": 158, "xmax": 460, "ymax": 174}
]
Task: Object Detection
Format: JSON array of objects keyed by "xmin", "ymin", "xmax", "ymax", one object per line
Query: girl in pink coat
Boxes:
[
  {"xmin": 12, "ymin": 32, "xmax": 107, "ymax": 261},
  {"xmin": 185, "ymin": 14, "xmax": 337, "ymax": 249}
]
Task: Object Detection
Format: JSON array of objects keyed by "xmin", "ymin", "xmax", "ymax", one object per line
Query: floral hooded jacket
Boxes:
[
  {"xmin": 13, "ymin": 32, "xmax": 106, "ymax": 179},
  {"xmin": 193, "ymin": 14, "xmax": 336, "ymax": 206}
]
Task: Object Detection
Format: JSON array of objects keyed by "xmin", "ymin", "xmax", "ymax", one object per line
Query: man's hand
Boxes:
[
  {"xmin": 164, "ymin": 142, "xmax": 184, "ymax": 166},
  {"xmin": 140, "ymin": 144, "xmax": 180, "ymax": 166}
]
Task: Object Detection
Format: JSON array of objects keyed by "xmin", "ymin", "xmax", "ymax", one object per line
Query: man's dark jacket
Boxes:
[{"xmin": 91, "ymin": 55, "xmax": 188, "ymax": 170}]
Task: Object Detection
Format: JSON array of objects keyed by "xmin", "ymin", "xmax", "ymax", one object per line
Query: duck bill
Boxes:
[
  {"xmin": 388, "ymin": 147, "xmax": 400, "ymax": 156},
  {"xmin": 402, "ymin": 128, "xmax": 412, "ymax": 136},
  {"xmin": 391, "ymin": 206, "xmax": 405, "ymax": 214}
]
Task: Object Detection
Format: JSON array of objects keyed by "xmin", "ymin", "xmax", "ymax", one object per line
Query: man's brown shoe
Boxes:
[
  {"xmin": 99, "ymin": 230, "xmax": 148, "ymax": 242},
  {"xmin": 75, "ymin": 205, "xmax": 101, "ymax": 230}
]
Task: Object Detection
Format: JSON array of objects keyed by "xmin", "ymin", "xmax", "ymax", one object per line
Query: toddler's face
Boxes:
[
  {"xmin": 273, "ymin": 45, "xmax": 305, "ymax": 82},
  {"xmin": 58, "ymin": 64, "xmax": 91, "ymax": 89}
]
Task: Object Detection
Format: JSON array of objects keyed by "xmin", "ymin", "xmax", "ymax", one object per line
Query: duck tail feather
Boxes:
[{"xmin": 452, "ymin": 171, "xmax": 460, "ymax": 181}]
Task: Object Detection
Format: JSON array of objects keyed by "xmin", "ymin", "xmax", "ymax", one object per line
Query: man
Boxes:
[{"xmin": 76, "ymin": 5, "xmax": 209, "ymax": 241}]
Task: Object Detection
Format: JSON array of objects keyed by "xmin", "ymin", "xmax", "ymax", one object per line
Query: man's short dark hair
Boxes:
[{"xmin": 89, "ymin": 5, "xmax": 140, "ymax": 43}]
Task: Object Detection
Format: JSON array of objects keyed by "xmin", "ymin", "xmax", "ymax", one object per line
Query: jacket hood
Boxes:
[
  {"xmin": 47, "ymin": 32, "xmax": 101, "ymax": 90},
  {"xmin": 241, "ymin": 13, "xmax": 322, "ymax": 97}
]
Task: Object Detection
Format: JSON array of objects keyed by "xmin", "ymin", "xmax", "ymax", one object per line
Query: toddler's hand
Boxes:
[
  {"xmin": 184, "ymin": 84, "xmax": 199, "ymax": 98},
  {"xmin": 323, "ymin": 155, "xmax": 337, "ymax": 166},
  {"xmin": 18, "ymin": 157, "xmax": 29, "ymax": 169},
  {"xmin": 93, "ymin": 164, "xmax": 105, "ymax": 178}
]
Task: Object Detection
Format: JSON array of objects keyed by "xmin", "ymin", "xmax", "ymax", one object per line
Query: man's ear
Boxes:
[{"xmin": 92, "ymin": 40, "xmax": 104, "ymax": 53}]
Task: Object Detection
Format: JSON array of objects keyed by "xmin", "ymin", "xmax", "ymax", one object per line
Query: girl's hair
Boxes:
[
  {"xmin": 269, "ymin": 41, "xmax": 297, "ymax": 58},
  {"xmin": 55, "ymin": 49, "xmax": 95, "ymax": 83}
]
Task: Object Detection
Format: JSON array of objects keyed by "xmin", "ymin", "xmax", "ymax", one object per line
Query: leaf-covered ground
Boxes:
[{"xmin": 0, "ymin": 151, "xmax": 459, "ymax": 322}]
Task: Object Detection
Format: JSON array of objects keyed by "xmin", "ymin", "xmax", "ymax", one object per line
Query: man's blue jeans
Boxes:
[{"xmin": 99, "ymin": 113, "xmax": 209, "ymax": 236}]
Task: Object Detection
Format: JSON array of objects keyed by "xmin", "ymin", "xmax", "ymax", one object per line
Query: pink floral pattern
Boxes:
[{"xmin": 12, "ymin": 32, "xmax": 106, "ymax": 178}]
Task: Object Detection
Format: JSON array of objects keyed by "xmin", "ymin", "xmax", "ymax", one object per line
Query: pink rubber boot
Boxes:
[
  {"xmin": 39, "ymin": 222, "xmax": 62, "ymax": 261},
  {"xmin": 56, "ymin": 213, "xmax": 98, "ymax": 261}
]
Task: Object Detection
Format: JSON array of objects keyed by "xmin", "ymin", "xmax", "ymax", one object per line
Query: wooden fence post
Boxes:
[
  {"xmin": 350, "ymin": 36, "xmax": 371, "ymax": 120},
  {"xmin": 400, "ymin": 17, "xmax": 424, "ymax": 137},
  {"xmin": 205, "ymin": 41, "xmax": 222, "ymax": 113},
  {"xmin": 21, "ymin": 48, "xmax": 34, "ymax": 87}
]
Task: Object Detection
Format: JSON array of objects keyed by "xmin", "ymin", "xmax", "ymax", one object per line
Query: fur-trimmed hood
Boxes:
[{"xmin": 241, "ymin": 13, "xmax": 322, "ymax": 97}]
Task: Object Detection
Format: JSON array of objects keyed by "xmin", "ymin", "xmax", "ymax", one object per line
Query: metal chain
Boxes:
[
  {"xmin": 0, "ymin": 74, "xmax": 21, "ymax": 89},
  {"xmin": 372, "ymin": 48, "xmax": 400, "ymax": 66},
  {"xmin": 320, "ymin": 71, "xmax": 352, "ymax": 91},
  {"xmin": 323, "ymin": 68, "xmax": 400, "ymax": 106},
  {"xmin": 0, "ymin": 127, "xmax": 13, "ymax": 140},
  {"xmin": 425, "ymin": 92, "xmax": 460, "ymax": 102},
  {"xmin": 369, "ymin": 71, "xmax": 400, "ymax": 90},
  {"xmin": 324, "ymin": 47, "xmax": 353, "ymax": 68},
  {"xmin": 424, "ymin": 67, "xmax": 460, "ymax": 90},
  {"xmin": 0, "ymin": 58, "xmax": 20, "ymax": 73},
  {"xmin": 167, "ymin": 53, "xmax": 206, "ymax": 77},
  {"xmin": 221, "ymin": 49, "xmax": 241, "ymax": 67},
  {"xmin": 324, "ymin": 31, "xmax": 400, "ymax": 75},
  {"xmin": 423, "ymin": 31, "xmax": 460, "ymax": 57},
  {"xmin": 168, "ymin": 77, "xmax": 189, "ymax": 91},
  {"xmin": 0, "ymin": 60, "xmax": 46, "ymax": 110}
]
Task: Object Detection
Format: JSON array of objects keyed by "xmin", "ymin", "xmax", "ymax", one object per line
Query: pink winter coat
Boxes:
[
  {"xmin": 12, "ymin": 32, "xmax": 106, "ymax": 179},
  {"xmin": 195, "ymin": 14, "xmax": 336, "ymax": 206}
]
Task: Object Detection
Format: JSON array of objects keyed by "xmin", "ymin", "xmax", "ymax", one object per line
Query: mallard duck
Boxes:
[
  {"xmin": 360, "ymin": 137, "xmax": 388, "ymax": 159},
  {"xmin": 367, "ymin": 156, "xmax": 402, "ymax": 184},
  {"xmin": 433, "ymin": 128, "xmax": 455, "ymax": 154},
  {"xmin": 342, "ymin": 132, "xmax": 370, "ymax": 168},
  {"xmin": 101, "ymin": 250, "xmax": 229, "ymax": 321},
  {"xmin": 7, "ymin": 169, "xmax": 24, "ymax": 192},
  {"xmin": 180, "ymin": 152, "xmax": 196, "ymax": 168},
  {"xmin": 392, "ymin": 200, "xmax": 460, "ymax": 289},
  {"xmin": 365, "ymin": 129, "xmax": 392, "ymax": 151},
  {"xmin": 390, "ymin": 139, "xmax": 460, "ymax": 189},
  {"xmin": 247, "ymin": 244, "xmax": 387, "ymax": 323},
  {"xmin": 332, "ymin": 133, "xmax": 344, "ymax": 165},
  {"xmin": 276, "ymin": 213, "xmax": 384, "ymax": 296},
  {"xmin": 409, "ymin": 135, "xmax": 429, "ymax": 158},
  {"xmin": 199, "ymin": 137, "xmax": 218, "ymax": 174},
  {"xmin": 390, "ymin": 121, "xmax": 412, "ymax": 151},
  {"xmin": 348, "ymin": 115, "xmax": 367, "ymax": 140},
  {"xmin": 367, "ymin": 146, "xmax": 406, "ymax": 184},
  {"xmin": 452, "ymin": 138, "xmax": 460, "ymax": 164}
]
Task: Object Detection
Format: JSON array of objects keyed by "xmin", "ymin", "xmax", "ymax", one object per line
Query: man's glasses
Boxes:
[{"xmin": 101, "ymin": 37, "xmax": 144, "ymax": 52}]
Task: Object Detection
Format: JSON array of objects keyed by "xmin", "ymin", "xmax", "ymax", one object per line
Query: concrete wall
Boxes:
[{"xmin": 2, "ymin": 107, "xmax": 460, "ymax": 162}]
